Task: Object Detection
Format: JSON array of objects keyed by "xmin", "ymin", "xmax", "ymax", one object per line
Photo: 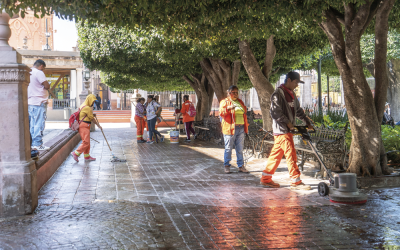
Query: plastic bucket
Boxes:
[{"xmin": 170, "ymin": 130, "xmax": 179, "ymax": 143}]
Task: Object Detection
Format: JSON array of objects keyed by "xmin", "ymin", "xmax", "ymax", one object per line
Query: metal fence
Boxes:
[{"xmin": 53, "ymin": 99, "xmax": 76, "ymax": 109}]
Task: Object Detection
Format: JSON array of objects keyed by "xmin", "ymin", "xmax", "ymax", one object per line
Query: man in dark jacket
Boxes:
[
  {"xmin": 260, "ymin": 71, "xmax": 313, "ymax": 190},
  {"xmin": 95, "ymin": 94, "xmax": 102, "ymax": 110}
]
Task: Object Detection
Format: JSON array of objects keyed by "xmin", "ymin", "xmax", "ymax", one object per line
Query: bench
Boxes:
[
  {"xmin": 245, "ymin": 111, "xmax": 348, "ymax": 175},
  {"xmin": 194, "ymin": 117, "xmax": 224, "ymax": 145}
]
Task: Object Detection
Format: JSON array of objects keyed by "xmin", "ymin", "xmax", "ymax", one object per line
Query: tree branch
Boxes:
[
  {"xmin": 182, "ymin": 75, "xmax": 196, "ymax": 89},
  {"xmin": 319, "ymin": 10, "xmax": 349, "ymax": 74},
  {"xmin": 329, "ymin": 7, "xmax": 345, "ymax": 25},
  {"xmin": 361, "ymin": 0, "xmax": 381, "ymax": 35},
  {"xmin": 262, "ymin": 35, "xmax": 276, "ymax": 80},
  {"xmin": 232, "ymin": 60, "xmax": 241, "ymax": 85},
  {"xmin": 209, "ymin": 58, "xmax": 224, "ymax": 83},
  {"xmin": 374, "ymin": 0, "xmax": 395, "ymax": 124}
]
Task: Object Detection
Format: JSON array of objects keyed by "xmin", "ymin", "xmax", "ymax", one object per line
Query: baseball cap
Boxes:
[{"xmin": 285, "ymin": 71, "xmax": 304, "ymax": 84}]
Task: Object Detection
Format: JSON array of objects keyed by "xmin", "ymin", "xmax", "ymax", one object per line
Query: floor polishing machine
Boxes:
[{"xmin": 293, "ymin": 126, "xmax": 367, "ymax": 204}]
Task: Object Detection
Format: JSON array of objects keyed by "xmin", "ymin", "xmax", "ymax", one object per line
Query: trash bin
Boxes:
[{"xmin": 64, "ymin": 108, "xmax": 71, "ymax": 120}]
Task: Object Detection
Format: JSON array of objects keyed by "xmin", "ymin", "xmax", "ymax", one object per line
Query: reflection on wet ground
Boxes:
[{"xmin": 1, "ymin": 127, "xmax": 399, "ymax": 249}]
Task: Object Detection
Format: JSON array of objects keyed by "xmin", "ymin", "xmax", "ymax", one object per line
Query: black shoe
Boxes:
[
  {"xmin": 185, "ymin": 139, "xmax": 191, "ymax": 142},
  {"xmin": 137, "ymin": 140, "xmax": 145, "ymax": 143}
]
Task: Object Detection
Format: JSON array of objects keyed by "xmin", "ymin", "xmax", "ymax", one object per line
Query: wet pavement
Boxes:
[{"xmin": 1, "ymin": 126, "xmax": 400, "ymax": 249}]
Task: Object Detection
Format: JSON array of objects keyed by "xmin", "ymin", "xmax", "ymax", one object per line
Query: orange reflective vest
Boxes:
[{"xmin": 219, "ymin": 97, "xmax": 249, "ymax": 135}]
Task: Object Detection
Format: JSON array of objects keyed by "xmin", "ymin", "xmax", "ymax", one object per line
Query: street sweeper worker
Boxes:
[
  {"xmin": 260, "ymin": 71, "xmax": 313, "ymax": 190},
  {"xmin": 179, "ymin": 95, "xmax": 197, "ymax": 142},
  {"xmin": 135, "ymin": 97, "xmax": 147, "ymax": 143},
  {"xmin": 71, "ymin": 94, "xmax": 102, "ymax": 162}
]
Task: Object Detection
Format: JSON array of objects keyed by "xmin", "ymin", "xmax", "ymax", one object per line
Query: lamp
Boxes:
[{"xmin": 84, "ymin": 70, "xmax": 90, "ymax": 81}]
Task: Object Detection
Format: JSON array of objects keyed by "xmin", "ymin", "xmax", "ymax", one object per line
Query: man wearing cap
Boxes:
[{"xmin": 260, "ymin": 71, "xmax": 313, "ymax": 189}]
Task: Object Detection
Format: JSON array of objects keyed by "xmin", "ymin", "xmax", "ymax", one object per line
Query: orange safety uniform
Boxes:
[
  {"xmin": 135, "ymin": 115, "xmax": 145, "ymax": 140},
  {"xmin": 261, "ymin": 133, "xmax": 301, "ymax": 184},
  {"xmin": 219, "ymin": 97, "xmax": 249, "ymax": 135},
  {"xmin": 75, "ymin": 94, "xmax": 96, "ymax": 158},
  {"xmin": 261, "ymin": 83, "xmax": 311, "ymax": 185},
  {"xmin": 180, "ymin": 100, "xmax": 195, "ymax": 123}
]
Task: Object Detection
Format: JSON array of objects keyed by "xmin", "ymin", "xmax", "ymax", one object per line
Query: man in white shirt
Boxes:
[{"xmin": 28, "ymin": 59, "xmax": 50, "ymax": 151}]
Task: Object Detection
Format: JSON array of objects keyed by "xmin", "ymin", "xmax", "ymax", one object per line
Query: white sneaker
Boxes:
[{"xmin": 32, "ymin": 145, "xmax": 50, "ymax": 151}]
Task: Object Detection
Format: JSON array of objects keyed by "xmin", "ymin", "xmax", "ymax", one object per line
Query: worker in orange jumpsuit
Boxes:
[
  {"xmin": 134, "ymin": 97, "xmax": 146, "ymax": 143},
  {"xmin": 261, "ymin": 72, "xmax": 313, "ymax": 190},
  {"xmin": 71, "ymin": 94, "xmax": 102, "ymax": 162}
]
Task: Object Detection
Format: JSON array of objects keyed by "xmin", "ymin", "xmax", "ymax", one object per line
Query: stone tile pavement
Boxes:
[{"xmin": 1, "ymin": 126, "xmax": 400, "ymax": 249}]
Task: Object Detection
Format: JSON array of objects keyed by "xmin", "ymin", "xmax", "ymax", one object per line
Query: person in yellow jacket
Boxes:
[
  {"xmin": 219, "ymin": 85, "xmax": 249, "ymax": 174},
  {"xmin": 71, "ymin": 94, "xmax": 102, "ymax": 162}
]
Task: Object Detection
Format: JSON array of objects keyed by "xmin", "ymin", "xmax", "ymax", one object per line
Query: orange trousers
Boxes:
[
  {"xmin": 261, "ymin": 133, "xmax": 301, "ymax": 184},
  {"xmin": 76, "ymin": 122, "xmax": 91, "ymax": 155},
  {"xmin": 135, "ymin": 115, "xmax": 145, "ymax": 140}
]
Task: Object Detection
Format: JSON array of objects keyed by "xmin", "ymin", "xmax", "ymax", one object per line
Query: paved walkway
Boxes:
[{"xmin": 1, "ymin": 126, "xmax": 399, "ymax": 249}]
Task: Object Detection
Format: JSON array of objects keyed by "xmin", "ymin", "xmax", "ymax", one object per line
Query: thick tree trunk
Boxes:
[
  {"xmin": 238, "ymin": 37, "xmax": 276, "ymax": 130},
  {"xmin": 200, "ymin": 58, "xmax": 241, "ymax": 102},
  {"xmin": 182, "ymin": 73, "xmax": 213, "ymax": 121},
  {"xmin": 319, "ymin": 1, "xmax": 394, "ymax": 176},
  {"xmin": 374, "ymin": 1, "xmax": 395, "ymax": 175}
]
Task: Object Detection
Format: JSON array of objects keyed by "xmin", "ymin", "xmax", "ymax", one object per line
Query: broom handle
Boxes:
[{"xmin": 95, "ymin": 117, "xmax": 113, "ymax": 153}]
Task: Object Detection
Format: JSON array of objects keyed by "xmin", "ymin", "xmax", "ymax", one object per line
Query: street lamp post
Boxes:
[{"xmin": 42, "ymin": 19, "xmax": 51, "ymax": 51}]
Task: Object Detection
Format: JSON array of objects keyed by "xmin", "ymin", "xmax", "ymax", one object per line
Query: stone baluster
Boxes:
[
  {"xmin": 79, "ymin": 76, "xmax": 96, "ymax": 131},
  {"xmin": 0, "ymin": 11, "xmax": 37, "ymax": 217}
]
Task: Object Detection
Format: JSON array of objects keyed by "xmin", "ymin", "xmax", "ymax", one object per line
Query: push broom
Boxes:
[{"xmin": 94, "ymin": 116, "xmax": 127, "ymax": 162}]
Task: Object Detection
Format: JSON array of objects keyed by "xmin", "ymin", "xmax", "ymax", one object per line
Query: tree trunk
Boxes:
[
  {"xmin": 238, "ymin": 37, "xmax": 276, "ymax": 130},
  {"xmin": 319, "ymin": 1, "xmax": 395, "ymax": 176},
  {"xmin": 182, "ymin": 73, "xmax": 213, "ymax": 121},
  {"xmin": 200, "ymin": 58, "xmax": 241, "ymax": 102},
  {"xmin": 388, "ymin": 59, "xmax": 400, "ymax": 122},
  {"xmin": 365, "ymin": 59, "xmax": 400, "ymax": 123}
]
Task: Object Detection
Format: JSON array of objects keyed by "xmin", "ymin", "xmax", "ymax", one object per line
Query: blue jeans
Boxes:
[
  {"xmin": 28, "ymin": 103, "xmax": 47, "ymax": 147},
  {"xmin": 223, "ymin": 125, "xmax": 245, "ymax": 168},
  {"xmin": 396, "ymin": 121, "xmax": 400, "ymax": 126},
  {"xmin": 147, "ymin": 117, "xmax": 162, "ymax": 141}
]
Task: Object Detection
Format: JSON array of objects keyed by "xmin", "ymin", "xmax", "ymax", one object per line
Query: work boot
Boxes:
[
  {"xmin": 238, "ymin": 166, "xmax": 250, "ymax": 173},
  {"xmin": 260, "ymin": 181, "xmax": 280, "ymax": 188},
  {"xmin": 137, "ymin": 140, "xmax": 145, "ymax": 143},
  {"xmin": 224, "ymin": 165, "xmax": 230, "ymax": 174},
  {"xmin": 71, "ymin": 152, "xmax": 79, "ymax": 162},
  {"xmin": 84, "ymin": 156, "xmax": 96, "ymax": 161},
  {"xmin": 290, "ymin": 181, "xmax": 311, "ymax": 190}
]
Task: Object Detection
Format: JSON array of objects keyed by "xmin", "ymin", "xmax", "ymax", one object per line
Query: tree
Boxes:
[
  {"xmin": 6, "ymin": 0, "xmax": 399, "ymax": 176},
  {"xmin": 77, "ymin": 22, "xmax": 252, "ymax": 120},
  {"xmin": 3, "ymin": 0, "xmax": 327, "ymax": 130},
  {"xmin": 305, "ymin": 0, "xmax": 397, "ymax": 176}
]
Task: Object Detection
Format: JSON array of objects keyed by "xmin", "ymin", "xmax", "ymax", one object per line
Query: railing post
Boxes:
[{"xmin": 0, "ymin": 11, "xmax": 38, "ymax": 217}]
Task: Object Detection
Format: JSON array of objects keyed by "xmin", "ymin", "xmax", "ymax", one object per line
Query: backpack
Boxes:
[
  {"xmin": 69, "ymin": 106, "xmax": 87, "ymax": 131},
  {"xmin": 187, "ymin": 102, "xmax": 196, "ymax": 117}
]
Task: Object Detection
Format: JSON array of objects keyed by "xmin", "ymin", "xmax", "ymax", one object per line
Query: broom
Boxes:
[{"xmin": 94, "ymin": 117, "xmax": 127, "ymax": 162}]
